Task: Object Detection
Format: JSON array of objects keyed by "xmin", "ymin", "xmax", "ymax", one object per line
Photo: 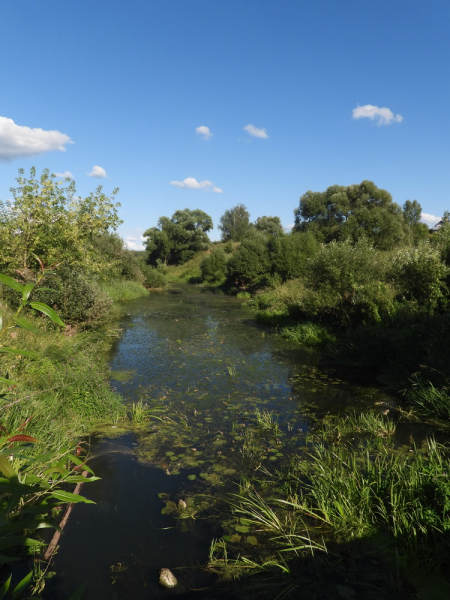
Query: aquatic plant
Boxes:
[
  {"xmin": 129, "ymin": 400, "xmax": 165, "ymax": 424},
  {"xmin": 254, "ymin": 408, "xmax": 280, "ymax": 436},
  {"xmin": 403, "ymin": 376, "xmax": 450, "ymax": 421}
]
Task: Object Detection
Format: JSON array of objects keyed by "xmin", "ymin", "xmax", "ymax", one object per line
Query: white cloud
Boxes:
[
  {"xmin": 55, "ymin": 171, "xmax": 73, "ymax": 178},
  {"xmin": 196, "ymin": 125, "xmax": 212, "ymax": 140},
  {"xmin": 212, "ymin": 187, "xmax": 223, "ymax": 193},
  {"xmin": 124, "ymin": 239, "xmax": 145, "ymax": 251},
  {"xmin": 170, "ymin": 177, "xmax": 215, "ymax": 190},
  {"xmin": 87, "ymin": 165, "xmax": 107, "ymax": 178},
  {"xmin": 352, "ymin": 104, "xmax": 403, "ymax": 125},
  {"xmin": 0, "ymin": 116, "xmax": 72, "ymax": 162},
  {"xmin": 244, "ymin": 124, "xmax": 269, "ymax": 139},
  {"xmin": 421, "ymin": 212, "xmax": 441, "ymax": 227}
]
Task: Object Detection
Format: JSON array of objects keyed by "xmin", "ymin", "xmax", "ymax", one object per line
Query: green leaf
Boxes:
[
  {"xmin": 29, "ymin": 302, "xmax": 65, "ymax": 327},
  {"xmin": 11, "ymin": 570, "xmax": 32, "ymax": 599},
  {"xmin": 0, "ymin": 537, "xmax": 44, "ymax": 552},
  {"xmin": 65, "ymin": 475, "xmax": 100, "ymax": 483},
  {"xmin": 22, "ymin": 283, "xmax": 35, "ymax": 303},
  {"xmin": 0, "ymin": 376, "xmax": 18, "ymax": 386},
  {"xmin": 0, "ymin": 478, "xmax": 37, "ymax": 495},
  {"xmin": 0, "ymin": 274, "xmax": 24, "ymax": 294},
  {"xmin": 0, "ymin": 574, "xmax": 11, "ymax": 599},
  {"xmin": 15, "ymin": 317, "xmax": 40, "ymax": 334},
  {"xmin": 0, "ymin": 556, "xmax": 18, "ymax": 565},
  {"xmin": 0, "ymin": 348, "xmax": 37, "ymax": 358},
  {"xmin": 68, "ymin": 581, "xmax": 87, "ymax": 600},
  {"xmin": 49, "ymin": 490, "xmax": 95, "ymax": 504},
  {"xmin": 0, "ymin": 457, "xmax": 17, "ymax": 479}
]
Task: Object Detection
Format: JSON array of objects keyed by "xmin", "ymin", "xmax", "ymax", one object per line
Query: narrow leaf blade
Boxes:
[
  {"xmin": 29, "ymin": 302, "xmax": 65, "ymax": 327},
  {"xmin": 0, "ymin": 275, "xmax": 24, "ymax": 294},
  {"xmin": 15, "ymin": 317, "xmax": 40, "ymax": 334}
]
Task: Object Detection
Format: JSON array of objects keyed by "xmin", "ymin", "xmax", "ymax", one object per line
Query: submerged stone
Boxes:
[{"xmin": 159, "ymin": 568, "xmax": 177, "ymax": 588}]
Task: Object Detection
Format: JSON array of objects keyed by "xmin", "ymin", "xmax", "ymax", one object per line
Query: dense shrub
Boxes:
[
  {"xmin": 200, "ymin": 249, "xmax": 227, "ymax": 283},
  {"xmin": 141, "ymin": 263, "xmax": 167, "ymax": 288},
  {"xmin": 389, "ymin": 242, "xmax": 448, "ymax": 310},
  {"xmin": 33, "ymin": 266, "xmax": 112, "ymax": 326},
  {"xmin": 269, "ymin": 231, "xmax": 319, "ymax": 281},
  {"xmin": 226, "ymin": 235, "xmax": 271, "ymax": 286},
  {"xmin": 302, "ymin": 240, "xmax": 394, "ymax": 325}
]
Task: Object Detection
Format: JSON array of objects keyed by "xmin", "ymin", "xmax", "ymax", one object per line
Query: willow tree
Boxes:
[{"xmin": 294, "ymin": 180, "xmax": 410, "ymax": 250}]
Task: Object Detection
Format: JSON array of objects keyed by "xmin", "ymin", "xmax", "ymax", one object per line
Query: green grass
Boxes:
[
  {"xmin": 280, "ymin": 322, "xmax": 336, "ymax": 346},
  {"xmin": 99, "ymin": 279, "xmax": 149, "ymax": 302},
  {"xmin": 1, "ymin": 326, "xmax": 126, "ymax": 454},
  {"xmin": 403, "ymin": 378, "xmax": 450, "ymax": 420}
]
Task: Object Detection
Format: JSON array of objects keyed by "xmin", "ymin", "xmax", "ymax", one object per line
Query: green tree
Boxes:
[
  {"xmin": 0, "ymin": 168, "xmax": 121, "ymax": 273},
  {"xmin": 145, "ymin": 208, "xmax": 213, "ymax": 266},
  {"xmin": 294, "ymin": 180, "xmax": 410, "ymax": 250},
  {"xmin": 403, "ymin": 200, "xmax": 429, "ymax": 243},
  {"xmin": 254, "ymin": 215, "xmax": 284, "ymax": 237},
  {"xmin": 219, "ymin": 204, "xmax": 250, "ymax": 242}
]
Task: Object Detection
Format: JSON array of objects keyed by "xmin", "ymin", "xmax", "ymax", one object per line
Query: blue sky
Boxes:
[{"xmin": 1, "ymin": 0, "xmax": 448, "ymax": 248}]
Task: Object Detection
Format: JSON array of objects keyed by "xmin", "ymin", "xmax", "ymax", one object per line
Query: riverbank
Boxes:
[{"xmin": 0, "ymin": 275, "xmax": 153, "ymax": 596}]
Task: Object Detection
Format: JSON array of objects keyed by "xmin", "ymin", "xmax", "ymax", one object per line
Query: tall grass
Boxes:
[
  {"xmin": 280, "ymin": 322, "xmax": 335, "ymax": 346},
  {"xmin": 1, "ymin": 327, "xmax": 125, "ymax": 454},
  {"xmin": 99, "ymin": 279, "xmax": 149, "ymax": 302},
  {"xmin": 403, "ymin": 377, "xmax": 450, "ymax": 420}
]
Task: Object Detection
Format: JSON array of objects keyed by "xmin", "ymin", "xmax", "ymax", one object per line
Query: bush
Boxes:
[
  {"xmin": 33, "ymin": 266, "xmax": 112, "ymax": 327},
  {"xmin": 303, "ymin": 239, "xmax": 394, "ymax": 325},
  {"xmin": 269, "ymin": 231, "xmax": 319, "ymax": 281},
  {"xmin": 200, "ymin": 249, "xmax": 227, "ymax": 283},
  {"xmin": 226, "ymin": 236, "xmax": 271, "ymax": 286},
  {"xmin": 141, "ymin": 263, "xmax": 167, "ymax": 288},
  {"xmin": 389, "ymin": 241, "xmax": 448, "ymax": 310}
]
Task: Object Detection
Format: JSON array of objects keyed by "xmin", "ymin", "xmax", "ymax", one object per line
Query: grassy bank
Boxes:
[
  {"xmin": 203, "ymin": 412, "xmax": 450, "ymax": 598},
  {"xmin": 0, "ymin": 271, "xmax": 150, "ymax": 596}
]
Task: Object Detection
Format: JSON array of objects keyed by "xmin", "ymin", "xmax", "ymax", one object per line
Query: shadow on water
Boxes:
[{"xmin": 45, "ymin": 285, "xmax": 421, "ymax": 599}]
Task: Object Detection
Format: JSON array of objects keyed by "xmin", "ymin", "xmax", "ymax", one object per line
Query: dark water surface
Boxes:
[{"xmin": 45, "ymin": 286, "xmax": 394, "ymax": 599}]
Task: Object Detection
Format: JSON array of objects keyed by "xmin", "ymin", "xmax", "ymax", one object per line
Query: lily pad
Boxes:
[
  {"xmin": 235, "ymin": 525, "xmax": 249, "ymax": 533},
  {"xmin": 246, "ymin": 536, "xmax": 258, "ymax": 545},
  {"xmin": 187, "ymin": 474, "xmax": 196, "ymax": 481}
]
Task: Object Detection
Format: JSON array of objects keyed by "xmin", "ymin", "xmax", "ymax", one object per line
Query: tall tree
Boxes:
[
  {"xmin": 402, "ymin": 200, "xmax": 429, "ymax": 243},
  {"xmin": 294, "ymin": 180, "xmax": 410, "ymax": 250},
  {"xmin": 254, "ymin": 216, "xmax": 284, "ymax": 237},
  {"xmin": 218, "ymin": 204, "xmax": 250, "ymax": 242},
  {"xmin": 145, "ymin": 208, "xmax": 213, "ymax": 266}
]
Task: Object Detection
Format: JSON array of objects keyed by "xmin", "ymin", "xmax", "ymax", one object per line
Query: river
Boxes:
[{"xmin": 45, "ymin": 285, "xmax": 397, "ymax": 599}]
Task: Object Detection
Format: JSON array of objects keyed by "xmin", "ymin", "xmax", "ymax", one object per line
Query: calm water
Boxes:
[{"xmin": 45, "ymin": 286, "xmax": 393, "ymax": 599}]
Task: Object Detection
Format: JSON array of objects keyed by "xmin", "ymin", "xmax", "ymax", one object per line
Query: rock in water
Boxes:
[
  {"xmin": 178, "ymin": 499, "xmax": 187, "ymax": 510},
  {"xmin": 159, "ymin": 568, "xmax": 178, "ymax": 588}
]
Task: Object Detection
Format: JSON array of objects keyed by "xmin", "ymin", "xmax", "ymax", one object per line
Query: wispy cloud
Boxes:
[
  {"xmin": 0, "ymin": 116, "xmax": 72, "ymax": 162},
  {"xmin": 352, "ymin": 104, "xmax": 403, "ymax": 125},
  {"xmin": 421, "ymin": 212, "xmax": 441, "ymax": 227},
  {"xmin": 170, "ymin": 177, "xmax": 222, "ymax": 192},
  {"xmin": 244, "ymin": 124, "xmax": 269, "ymax": 139},
  {"xmin": 87, "ymin": 165, "xmax": 107, "ymax": 178},
  {"xmin": 196, "ymin": 125, "xmax": 212, "ymax": 140},
  {"xmin": 55, "ymin": 171, "xmax": 73, "ymax": 178}
]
